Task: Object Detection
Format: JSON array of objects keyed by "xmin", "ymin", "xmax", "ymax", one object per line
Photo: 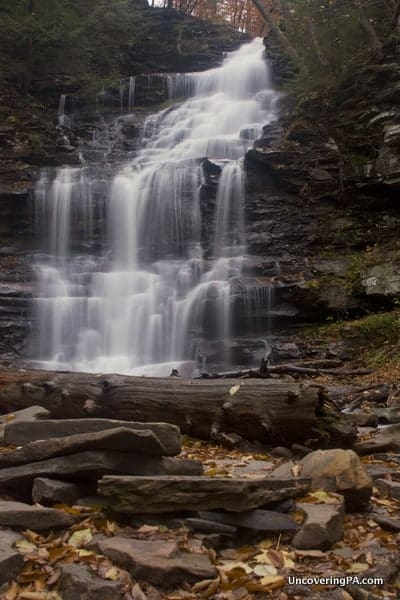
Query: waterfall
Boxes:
[
  {"xmin": 58, "ymin": 94, "xmax": 67, "ymax": 126},
  {"xmin": 128, "ymin": 76, "xmax": 136, "ymax": 111},
  {"xmin": 32, "ymin": 38, "xmax": 279, "ymax": 376}
]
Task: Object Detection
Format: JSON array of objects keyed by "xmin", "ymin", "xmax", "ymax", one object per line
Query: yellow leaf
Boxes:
[
  {"xmin": 349, "ymin": 562, "xmax": 369, "ymax": 573},
  {"xmin": 229, "ymin": 385, "xmax": 241, "ymax": 396},
  {"xmin": 68, "ymin": 528, "xmax": 93, "ymax": 548},
  {"xmin": 259, "ymin": 575, "xmax": 285, "ymax": 589},
  {"xmin": 15, "ymin": 539, "xmax": 38, "ymax": 554},
  {"xmin": 76, "ymin": 549, "xmax": 94, "ymax": 557},
  {"xmin": 219, "ymin": 561, "xmax": 252, "ymax": 574},
  {"xmin": 104, "ymin": 567, "xmax": 119, "ymax": 580},
  {"xmin": 306, "ymin": 490, "xmax": 339, "ymax": 503},
  {"xmin": 253, "ymin": 564, "xmax": 278, "ymax": 577}
]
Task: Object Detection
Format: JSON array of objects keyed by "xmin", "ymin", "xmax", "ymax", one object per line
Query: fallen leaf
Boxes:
[
  {"xmin": 68, "ymin": 528, "xmax": 93, "ymax": 547},
  {"xmin": 229, "ymin": 385, "xmax": 241, "ymax": 396},
  {"xmin": 104, "ymin": 566, "xmax": 120, "ymax": 580},
  {"xmin": 15, "ymin": 539, "xmax": 38, "ymax": 554},
  {"xmin": 259, "ymin": 575, "xmax": 285, "ymax": 589},
  {"xmin": 253, "ymin": 564, "xmax": 278, "ymax": 577},
  {"xmin": 2, "ymin": 581, "xmax": 19, "ymax": 600},
  {"xmin": 348, "ymin": 562, "xmax": 369, "ymax": 573}
]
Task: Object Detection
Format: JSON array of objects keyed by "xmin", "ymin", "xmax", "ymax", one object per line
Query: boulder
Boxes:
[
  {"xmin": 59, "ymin": 563, "xmax": 124, "ymax": 600},
  {"xmin": 274, "ymin": 449, "xmax": 372, "ymax": 511},
  {"xmin": 0, "ymin": 501, "xmax": 78, "ymax": 531},
  {"xmin": 0, "ymin": 451, "xmax": 202, "ymax": 495},
  {"xmin": 0, "ymin": 426, "xmax": 168, "ymax": 466},
  {"xmin": 292, "ymin": 497, "xmax": 344, "ymax": 550},
  {"xmin": 4, "ymin": 418, "xmax": 181, "ymax": 456},
  {"xmin": 32, "ymin": 478, "xmax": 92, "ymax": 505},
  {"xmin": 0, "ymin": 529, "xmax": 24, "ymax": 585},
  {"xmin": 97, "ymin": 475, "xmax": 310, "ymax": 513},
  {"xmin": 98, "ymin": 537, "xmax": 217, "ymax": 585},
  {"xmin": 0, "ymin": 405, "xmax": 50, "ymax": 443}
]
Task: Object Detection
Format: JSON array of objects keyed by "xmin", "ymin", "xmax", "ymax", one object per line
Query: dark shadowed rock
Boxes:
[
  {"xmin": 97, "ymin": 475, "xmax": 310, "ymax": 513},
  {"xmin": 197, "ymin": 509, "xmax": 299, "ymax": 532},
  {"xmin": 0, "ymin": 501, "xmax": 78, "ymax": 531},
  {"xmin": 0, "ymin": 427, "xmax": 168, "ymax": 467},
  {"xmin": 375, "ymin": 478, "xmax": 400, "ymax": 500},
  {"xmin": 4, "ymin": 418, "xmax": 181, "ymax": 456},
  {"xmin": 98, "ymin": 537, "xmax": 216, "ymax": 585},
  {"xmin": 292, "ymin": 498, "xmax": 344, "ymax": 550},
  {"xmin": 59, "ymin": 563, "xmax": 124, "ymax": 600},
  {"xmin": 32, "ymin": 478, "xmax": 92, "ymax": 505},
  {"xmin": 0, "ymin": 451, "xmax": 202, "ymax": 495},
  {"xmin": 0, "ymin": 529, "xmax": 24, "ymax": 585}
]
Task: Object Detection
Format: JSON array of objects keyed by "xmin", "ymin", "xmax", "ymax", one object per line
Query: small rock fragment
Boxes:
[{"xmin": 0, "ymin": 529, "xmax": 24, "ymax": 585}]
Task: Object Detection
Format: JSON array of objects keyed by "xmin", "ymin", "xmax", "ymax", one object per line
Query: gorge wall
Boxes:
[{"xmin": 1, "ymin": 17, "xmax": 400, "ymax": 369}]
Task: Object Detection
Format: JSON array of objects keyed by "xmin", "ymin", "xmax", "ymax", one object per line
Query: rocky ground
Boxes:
[{"xmin": 0, "ymin": 367, "xmax": 399, "ymax": 600}]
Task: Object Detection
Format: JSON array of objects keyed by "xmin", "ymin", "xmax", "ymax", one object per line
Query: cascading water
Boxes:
[{"xmin": 33, "ymin": 38, "xmax": 278, "ymax": 376}]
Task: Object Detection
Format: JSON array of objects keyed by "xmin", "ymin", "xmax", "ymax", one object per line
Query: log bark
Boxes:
[{"xmin": 0, "ymin": 368, "xmax": 355, "ymax": 446}]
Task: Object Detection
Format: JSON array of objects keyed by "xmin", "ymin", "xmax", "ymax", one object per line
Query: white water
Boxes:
[
  {"xmin": 33, "ymin": 38, "xmax": 278, "ymax": 376},
  {"xmin": 128, "ymin": 76, "xmax": 136, "ymax": 111}
]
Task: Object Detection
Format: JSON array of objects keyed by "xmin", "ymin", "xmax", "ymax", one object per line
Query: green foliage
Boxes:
[
  {"xmin": 275, "ymin": 0, "xmax": 398, "ymax": 93},
  {"xmin": 0, "ymin": 0, "xmax": 143, "ymax": 93}
]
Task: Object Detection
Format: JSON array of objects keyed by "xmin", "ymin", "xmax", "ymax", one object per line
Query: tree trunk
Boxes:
[
  {"xmin": 249, "ymin": 0, "xmax": 305, "ymax": 71},
  {"xmin": 0, "ymin": 368, "xmax": 356, "ymax": 447},
  {"xmin": 357, "ymin": 2, "xmax": 383, "ymax": 60}
]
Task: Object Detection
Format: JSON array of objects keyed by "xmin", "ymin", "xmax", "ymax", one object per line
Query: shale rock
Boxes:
[
  {"xmin": 4, "ymin": 418, "xmax": 181, "ymax": 456},
  {"xmin": 32, "ymin": 478, "xmax": 92, "ymax": 505},
  {"xmin": 355, "ymin": 424, "xmax": 400, "ymax": 454},
  {"xmin": 197, "ymin": 509, "xmax": 299, "ymax": 532},
  {"xmin": 0, "ymin": 451, "xmax": 202, "ymax": 495},
  {"xmin": 292, "ymin": 497, "xmax": 344, "ymax": 550},
  {"xmin": 0, "ymin": 405, "xmax": 50, "ymax": 443},
  {"xmin": 273, "ymin": 449, "xmax": 372, "ymax": 511},
  {"xmin": 98, "ymin": 537, "xmax": 217, "ymax": 585},
  {"xmin": 0, "ymin": 426, "xmax": 168, "ymax": 466},
  {"xmin": 59, "ymin": 563, "xmax": 124, "ymax": 600},
  {"xmin": 375, "ymin": 479, "xmax": 400, "ymax": 500},
  {"xmin": 0, "ymin": 529, "xmax": 24, "ymax": 585},
  {"xmin": 97, "ymin": 475, "xmax": 310, "ymax": 513},
  {"xmin": 0, "ymin": 501, "xmax": 78, "ymax": 531}
]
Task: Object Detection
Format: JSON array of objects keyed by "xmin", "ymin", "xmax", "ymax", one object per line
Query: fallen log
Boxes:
[
  {"xmin": 0, "ymin": 368, "xmax": 356, "ymax": 446},
  {"xmin": 261, "ymin": 363, "xmax": 372, "ymax": 377}
]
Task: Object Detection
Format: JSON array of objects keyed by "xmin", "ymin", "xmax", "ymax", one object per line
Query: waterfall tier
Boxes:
[{"xmin": 33, "ymin": 38, "xmax": 279, "ymax": 376}]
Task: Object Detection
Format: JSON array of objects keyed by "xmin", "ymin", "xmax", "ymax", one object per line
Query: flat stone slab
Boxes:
[
  {"xmin": 375, "ymin": 479, "xmax": 400, "ymax": 500},
  {"xmin": 355, "ymin": 424, "xmax": 400, "ymax": 455},
  {"xmin": 0, "ymin": 501, "xmax": 78, "ymax": 531},
  {"xmin": 60, "ymin": 563, "xmax": 124, "ymax": 600},
  {"xmin": 0, "ymin": 427, "xmax": 167, "ymax": 466},
  {"xmin": 98, "ymin": 537, "xmax": 216, "ymax": 585},
  {"xmin": 0, "ymin": 406, "xmax": 50, "ymax": 443},
  {"xmin": 32, "ymin": 478, "xmax": 92, "ymax": 505},
  {"xmin": 4, "ymin": 418, "xmax": 181, "ymax": 456},
  {"xmin": 97, "ymin": 475, "xmax": 310, "ymax": 513},
  {"xmin": 0, "ymin": 529, "xmax": 24, "ymax": 585},
  {"xmin": 0, "ymin": 451, "xmax": 202, "ymax": 494},
  {"xmin": 197, "ymin": 509, "xmax": 299, "ymax": 531},
  {"xmin": 292, "ymin": 499, "xmax": 344, "ymax": 550}
]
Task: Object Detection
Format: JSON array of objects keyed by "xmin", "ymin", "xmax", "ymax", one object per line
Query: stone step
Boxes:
[{"xmin": 97, "ymin": 475, "xmax": 310, "ymax": 513}]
